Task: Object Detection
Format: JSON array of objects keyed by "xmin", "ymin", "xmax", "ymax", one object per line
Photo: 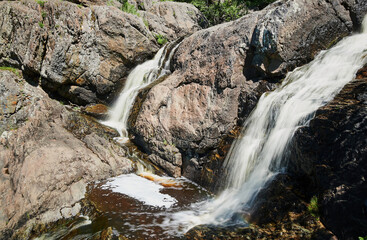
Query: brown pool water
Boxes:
[{"xmin": 36, "ymin": 173, "xmax": 211, "ymax": 240}]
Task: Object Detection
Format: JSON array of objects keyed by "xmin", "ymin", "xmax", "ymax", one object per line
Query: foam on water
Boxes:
[{"xmin": 102, "ymin": 174, "xmax": 177, "ymax": 208}]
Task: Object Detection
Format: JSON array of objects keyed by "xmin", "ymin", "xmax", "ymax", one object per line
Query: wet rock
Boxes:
[
  {"xmin": 0, "ymin": 70, "xmax": 133, "ymax": 239},
  {"xmin": 288, "ymin": 76, "xmax": 367, "ymax": 239},
  {"xmin": 186, "ymin": 174, "xmax": 335, "ymax": 239},
  {"xmin": 356, "ymin": 63, "xmax": 367, "ymax": 79},
  {"xmin": 130, "ymin": 0, "xmax": 366, "ymax": 182},
  {"xmin": 0, "ymin": 0, "xmax": 206, "ymax": 105},
  {"xmin": 82, "ymin": 103, "xmax": 109, "ymax": 119}
]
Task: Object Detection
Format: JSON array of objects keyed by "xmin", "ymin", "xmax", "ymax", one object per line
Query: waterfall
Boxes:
[
  {"xmin": 102, "ymin": 43, "xmax": 179, "ymax": 142},
  {"xmin": 165, "ymin": 16, "xmax": 367, "ymax": 233}
]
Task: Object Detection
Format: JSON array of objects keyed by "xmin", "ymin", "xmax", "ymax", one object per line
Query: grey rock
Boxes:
[
  {"xmin": 130, "ymin": 0, "xmax": 366, "ymax": 183},
  {"xmin": 0, "ymin": 70, "xmax": 133, "ymax": 238},
  {"xmin": 0, "ymin": 0, "xmax": 206, "ymax": 105}
]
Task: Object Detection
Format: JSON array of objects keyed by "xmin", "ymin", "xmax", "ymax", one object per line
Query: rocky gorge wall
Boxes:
[
  {"xmin": 0, "ymin": 0, "xmax": 207, "ymax": 105},
  {"xmin": 0, "ymin": 0, "xmax": 206, "ymax": 238},
  {"xmin": 0, "ymin": 69, "xmax": 134, "ymax": 238},
  {"xmin": 129, "ymin": 0, "xmax": 367, "ymax": 188},
  {"xmin": 0, "ymin": 0, "xmax": 367, "ymax": 239},
  {"xmin": 286, "ymin": 66, "xmax": 367, "ymax": 239}
]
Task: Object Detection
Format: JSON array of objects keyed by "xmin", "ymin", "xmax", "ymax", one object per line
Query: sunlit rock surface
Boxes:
[
  {"xmin": 0, "ymin": 70, "xmax": 133, "ymax": 238},
  {"xmin": 130, "ymin": 0, "xmax": 367, "ymax": 186},
  {"xmin": 0, "ymin": 0, "xmax": 206, "ymax": 105}
]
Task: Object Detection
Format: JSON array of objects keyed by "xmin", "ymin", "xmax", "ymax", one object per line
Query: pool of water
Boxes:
[{"xmin": 36, "ymin": 172, "xmax": 211, "ymax": 239}]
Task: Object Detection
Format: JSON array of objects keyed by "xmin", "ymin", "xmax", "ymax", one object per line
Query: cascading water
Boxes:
[
  {"xmin": 164, "ymin": 16, "xmax": 367, "ymax": 233},
  {"xmin": 102, "ymin": 43, "xmax": 179, "ymax": 142},
  {"xmin": 36, "ymin": 17, "xmax": 367, "ymax": 240}
]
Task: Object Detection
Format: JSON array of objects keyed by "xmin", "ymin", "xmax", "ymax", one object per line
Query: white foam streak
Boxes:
[
  {"xmin": 102, "ymin": 174, "xmax": 177, "ymax": 208},
  {"xmin": 165, "ymin": 16, "xmax": 367, "ymax": 233},
  {"xmin": 102, "ymin": 44, "xmax": 178, "ymax": 141}
]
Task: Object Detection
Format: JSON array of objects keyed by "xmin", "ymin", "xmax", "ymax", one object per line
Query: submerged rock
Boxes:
[
  {"xmin": 288, "ymin": 73, "xmax": 367, "ymax": 239},
  {"xmin": 130, "ymin": 0, "xmax": 367, "ymax": 184},
  {"xmin": 0, "ymin": 70, "xmax": 133, "ymax": 239},
  {"xmin": 0, "ymin": 0, "xmax": 206, "ymax": 105}
]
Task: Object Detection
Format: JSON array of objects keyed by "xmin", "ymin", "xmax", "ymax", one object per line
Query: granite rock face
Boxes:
[
  {"xmin": 0, "ymin": 0, "xmax": 206, "ymax": 105},
  {"xmin": 129, "ymin": 0, "xmax": 367, "ymax": 181},
  {"xmin": 288, "ymin": 74, "xmax": 367, "ymax": 239},
  {"xmin": 0, "ymin": 70, "xmax": 133, "ymax": 238}
]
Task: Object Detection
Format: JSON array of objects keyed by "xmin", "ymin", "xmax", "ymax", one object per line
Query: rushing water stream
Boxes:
[
  {"xmin": 162, "ymin": 15, "xmax": 367, "ymax": 234},
  {"xmin": 102, "ymin": 42, "xmax": 179, "ymax": 142},
  {"xmin": 38, "ymin": 17, "xmax": 367, "ymax": 239}
]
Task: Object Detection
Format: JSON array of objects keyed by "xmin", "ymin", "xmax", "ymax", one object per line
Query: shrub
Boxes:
[
  {"xmin": 174, "ymin": 0, "xmax": 276, "ymax": 26},
  {"xmin": 120, "ymin": 0, "xmax": 140, "ymax": 16},
  {"xmin": 155, "ymin": 34, "xmax": 168, "ymax": 45},
  {"xmin": 308, "ymin": 196, "xmax": 319, "ymax": 219},
  {"xmin": 36, "ymin": 0, "xmax": 46, "ymax": 7},
  {"xmin": 41, "ymin": 11, "xmax": 47, "ymax": 19}
]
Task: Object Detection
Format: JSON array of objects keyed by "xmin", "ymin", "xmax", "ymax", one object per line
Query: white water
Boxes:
[
  {"xmin": 102, "ymin": 43, "xmax": 178, "ymax": 142},
  {"xmin": 162, "ymin": 16, "xmax": 367, "ymax": 233},
  {"xmin": 102, "ymin": 174, "xmax": 177, "ymax": 208}
]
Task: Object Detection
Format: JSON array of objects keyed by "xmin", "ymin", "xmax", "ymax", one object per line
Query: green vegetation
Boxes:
[
  {"xmin": 120, "ymin": 0, "xmax": 140, "ymax": 16},
  {"xmin": 41, "ymin": 11, "xmax": 47, "ymax": 19},
  {"xmin": 0, "ymin": 66, "xmax": 22, "ymax": 77},
  {"xmin": 307, "ymin": 196, "xmax": 319, "ymax": 219},
  {"xmin": 173, "ymin": 0, "xmax": 276, "ymax": 26},
  {"xmin": 36, "ymin": 0, "xmax": 46, "ymax": 7},
  {"xmin": 38, "ymin": 21, "xmax": 44, "ymax": 28},
  {"xmin": 143, "ymin": 18, "xmax": 149, "ymax": 28},
  {"xmin": 155, "ymin": 34, "xmax": 168, "ymax": 45},
  {"xmin": 359, "ymin": 237, "xmax": 367, "ymax": 240}
]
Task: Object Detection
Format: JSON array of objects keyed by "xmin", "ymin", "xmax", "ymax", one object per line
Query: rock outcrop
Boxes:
[
  {"xmin": 0, "ymin": 0, "xmax": 206, "ymax": 105},
  {"xmin": 288, "ymin": 73, "xmax": 367, "ymax": 239},
  {"xmin": 0, "ymin": 69, "xmax": 133, "ymax": 238},
  {"xmin": 185, "ymin": 174, "xmax": 336, "ymax": 240},
  {"xmin": 129, "ymin": 0, "xmax": 367, "ymax": 183}
]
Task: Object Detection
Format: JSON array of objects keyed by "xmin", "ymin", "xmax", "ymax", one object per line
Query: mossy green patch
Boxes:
[
  {"xmin": 308, "ymin": 196, "xmax": 320, "ymax": 219},
  {"xmin": 0, "ymin": 67, "xmax": 22, "ymax": 78}
]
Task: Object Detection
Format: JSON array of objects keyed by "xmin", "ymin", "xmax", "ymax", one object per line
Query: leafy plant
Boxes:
[
  {"xmin": 143, "ymin": 18, "xmax": 149, "ymax": 28},
  {"xmin": 38, "ymin": 21, "xmax": 44, "ymax": 28},
  {"xmin": 41, "ymin": 11, "xmax": 47, "ymax": 19},
  {"xmin": 155, "ymin": 34, "xmax": 167, "ymax": 45},
  {"xmin": 36, "ymin": 0, "xmax": 46, "ymax": 7},
  {"xmin": 308, "ymin": 196, "xmax": 319, "ymax": 219},
  {"xmin": 121, "ymin": 0, "xmax": 140, "ymax": 16},
  {"xmin": 359, "ymin": 237, "xmax": 367, "ymax": 240},
  {"xmin": 174, "ymin": 0, "xmax": 276, "ymax": 26}
]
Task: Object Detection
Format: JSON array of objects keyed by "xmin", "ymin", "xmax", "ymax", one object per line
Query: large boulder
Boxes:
[
  {"xmin": 139, "ymin": 1, "xmax": 208, "ymax": 40},
  {"xmin": 288, "ymin": 74, "xmax": 367, "ymax": 239},
  {"xmin": 0, "ymin": 69, "xmax": 133, "ymax": 238},
  {"xmin": 129, "ymin": 0, "xmax": 367, "ymax": 183},
  {"xmin": 0, "ymin": 0, "xmax": 207, "ymax": 105}
]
